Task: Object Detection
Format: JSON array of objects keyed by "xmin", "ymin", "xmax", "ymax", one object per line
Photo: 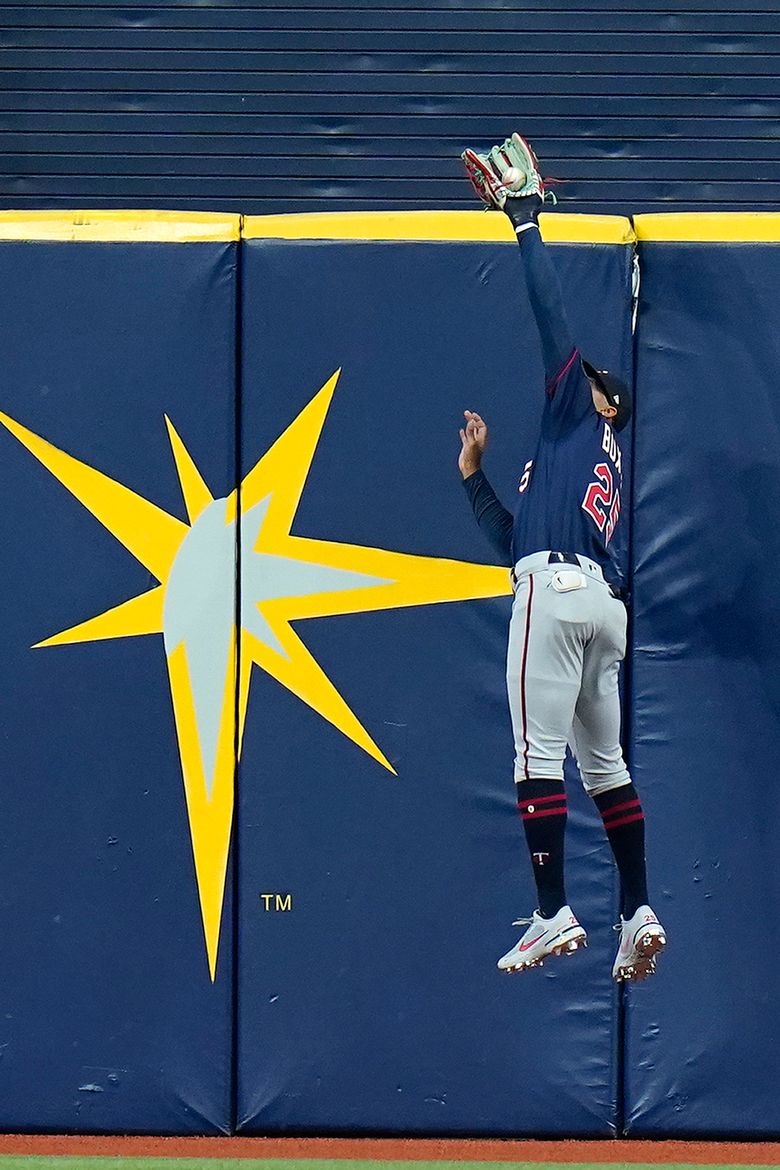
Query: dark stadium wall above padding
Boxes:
[
  {"xmin": 0, "ymin": 211, "xmax": 239, "ymax": 1133},
  {"xmin": 625, "ymin": 213, "xmax": 780, "ymax": 1136},
  {"xmin": 235, "ymin": 210, "xmax": 634, "ymax": 1136},
  {"xmin": 2, "ymin": 1, "xmax": 778, "ymax": 217}
]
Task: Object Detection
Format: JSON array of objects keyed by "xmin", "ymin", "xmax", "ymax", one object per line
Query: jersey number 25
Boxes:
[{"xmin": 582, "ymin": 462, "xmax": 621, "ymax": 544}]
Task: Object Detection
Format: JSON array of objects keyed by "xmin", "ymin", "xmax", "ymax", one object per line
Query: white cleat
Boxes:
[
  {"xmin": 613, "ymin": 905, "xmax": 667, "ymax": 983},
  {"xmin": 497, "ymin": 906, "xmax": 587, "ymax": 973}
]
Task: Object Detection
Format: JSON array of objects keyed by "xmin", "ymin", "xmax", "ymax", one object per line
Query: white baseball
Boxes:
[{"xmin": 503, "ymin": 166, "xmax": 525, "ymax": 186}]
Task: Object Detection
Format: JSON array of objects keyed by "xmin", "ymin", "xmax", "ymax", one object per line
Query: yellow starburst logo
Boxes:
[{"xmin": 0, "ymin": 370, "xmax": 510, "ymax": 979}]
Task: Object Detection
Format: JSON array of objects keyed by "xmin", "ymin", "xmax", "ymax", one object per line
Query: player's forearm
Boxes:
[
  {"xmin": 515, "ymin": 223, "xmax": 576, "ymax": 390},
  {"xmin": 462, "ymin": 468, "xmax": 514, "ymax": 565}
]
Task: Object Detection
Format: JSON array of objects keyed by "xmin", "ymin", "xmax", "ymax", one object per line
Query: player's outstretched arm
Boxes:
[
  {"xmin": 512, "ymin": 216, "xmax": 577, "ymax": 394},
  {"xmin": 459, "ymin": 411, "xmax": 513, "ymax": 565},
  {"xmin": 461, "ymin": 136, "xmax": 577, "ymax": 397}
]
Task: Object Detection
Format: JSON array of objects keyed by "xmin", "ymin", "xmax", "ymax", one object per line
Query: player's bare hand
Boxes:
[{"xmin": 458, "ymin": 410, "xmax": 489, "ymax": 479}]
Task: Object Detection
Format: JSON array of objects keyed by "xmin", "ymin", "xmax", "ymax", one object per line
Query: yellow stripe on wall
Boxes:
[
  {"xmin": 0, "ymin": 209, "xmax": 639, "ymax": 245},
  {"xmin": 0, "ymin": 210, "xmax": 241, "ymax": 242},
  {"xmin": 10, "ymin": 209, "xmax": 780, "ymax": 246},
  {"xmin": 635, "ymin": 213, "xmax": 780, "ymax": 243},
  {"xmin": 242, "ymin": 209, "xmax": 635, "ymax": 245}
]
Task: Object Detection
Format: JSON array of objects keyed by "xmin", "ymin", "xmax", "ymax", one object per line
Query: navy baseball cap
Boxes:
[{"xmin": 581, "ymin": 359, "xmax": 633, "ymax": 432}]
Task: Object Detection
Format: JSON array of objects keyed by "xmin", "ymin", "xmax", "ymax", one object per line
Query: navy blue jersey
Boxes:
[
  {"xmin": 511, "ymin": 349, "xmax": 625, "ymax": 586},
  {"xmin": 462, "ymin": 220, "xmax": 627, "ymax": 590}
]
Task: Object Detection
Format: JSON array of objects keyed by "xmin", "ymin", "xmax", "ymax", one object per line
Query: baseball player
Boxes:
[{"xmin": 458, "ymin": 133, "xmax": 666, "ymax": 982}]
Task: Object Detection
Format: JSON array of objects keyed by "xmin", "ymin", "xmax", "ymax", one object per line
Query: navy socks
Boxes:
[
  {"xmin": 517, "ymin": 780, "xmax": 650, "ymax": 920},
  {"xmin": 517, "ymin": 779, "xmax": 568, "ymax": 918},
  {"xmin": 594, "ymin": 784, "xmax": 649, "ymax": 918}
]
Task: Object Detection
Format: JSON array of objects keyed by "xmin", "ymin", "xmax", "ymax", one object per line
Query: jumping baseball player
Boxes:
[{"xmin": 458, "ymin": 133, "xmax": 666, "ymax": 982}]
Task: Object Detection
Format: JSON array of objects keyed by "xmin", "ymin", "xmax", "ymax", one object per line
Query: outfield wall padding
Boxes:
[
  {"xmin": 0, "ymin": 214, "xmax": 239, "ymax": 1133},
  {"xmin": 235, "ymin": 214, "xmax": 634, "ymax": 1136},
  {"xmin": 625, "ymin": 220, "xmax": 780, "ymax": 1136},
  {"xmin": 3, "ymin": 209, "xmax": 777, "ymax": 1138}
]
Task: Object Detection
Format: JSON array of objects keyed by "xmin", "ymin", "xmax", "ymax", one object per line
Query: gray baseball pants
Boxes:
[{"xmin": 506, "ymin": 551, "xmax": 631, "ymax": 794}]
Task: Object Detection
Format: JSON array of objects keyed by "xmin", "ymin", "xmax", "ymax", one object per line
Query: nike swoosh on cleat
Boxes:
[{"xmin": 517, "ymin": 933, "xmax": 546, "ymax": 952}]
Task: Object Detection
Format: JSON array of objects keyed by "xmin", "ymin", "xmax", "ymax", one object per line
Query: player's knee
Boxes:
[
  {"xmin": 514, "ymin": 761, "xmax": 565, "ymax": 784},
  {"xmin": 582, "ymin": 771, "xmax": 632, "ymax": 797}
]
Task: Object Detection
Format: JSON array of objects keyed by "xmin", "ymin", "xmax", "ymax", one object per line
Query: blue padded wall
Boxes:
[
  {"xmin": 626, "ymin": 228, "xmax": 780, "ymax": 1135},
  {"xmin": 236, "ymin": 215, "xmax": 634, "ymax": 1135},
  {"xmin": 0, "ymin": 224, "xmax": 237, "ymax": 1132},
  {"xmin": 19, "ymin": 208, "xmax": 780, "ymax": 1137}
]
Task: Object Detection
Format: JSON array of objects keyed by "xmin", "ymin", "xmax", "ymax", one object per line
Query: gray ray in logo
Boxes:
[{"xmin": 163, "ymin": 496, "xmax": 392, "ymax": 797}]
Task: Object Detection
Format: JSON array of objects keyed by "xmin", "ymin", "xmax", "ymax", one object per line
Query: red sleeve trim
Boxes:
[{"xmin": 546, "ymin": 348, "xmax": 579, "ymax": 398}]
